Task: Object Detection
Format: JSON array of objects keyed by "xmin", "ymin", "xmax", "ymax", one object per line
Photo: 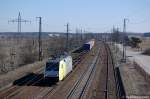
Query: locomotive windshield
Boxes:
[{"xmin": 46, "ymin": 62, "xmax": 59, "ymax": 71}]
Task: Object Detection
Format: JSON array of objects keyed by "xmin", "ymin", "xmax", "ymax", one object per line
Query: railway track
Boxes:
[
  {"xmin": 93, "ymin": 42, "xmax": 117, "ymax": 99},
  {"xmin": 73, "ymin": 41, "xmax": 117, "ymax": 99},
  {"xmin": 0, "ymin": 46, "xmax": 88, "ymax": 99},
  {"xmin": 66, "ymin": 48, "xmax": 100, "ymax": 99},
  {"xmin": 105, "ymin": 43, "xmax": 126, "ymax": 99}
]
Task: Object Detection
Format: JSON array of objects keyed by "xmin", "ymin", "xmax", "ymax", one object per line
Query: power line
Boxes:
[
  {"xmin": 125, "ymin": 5, "xmax": 150, "ymax": 19},
  {"xmin": 99, "ymin": 5, "xmax": 150, "ymax": 33},
  {"xmin": 8, "ymin": 12, "xmax": 30, "ymax": 33},
  {"xmin": 129, "ymin": 17, "xmax": 150, "ymax": 25}
]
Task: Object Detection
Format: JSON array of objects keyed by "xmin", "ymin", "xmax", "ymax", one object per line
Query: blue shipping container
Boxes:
[{"xmin": 83, "ymin": 43, "xmax": 91, "ymax": 50}]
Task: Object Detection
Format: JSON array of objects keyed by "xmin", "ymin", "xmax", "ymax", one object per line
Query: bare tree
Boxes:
[
  {"xmin": 19, "ymin": 39, "xmax": 38, "ymax": 65},
  {"xmin": 0, "ymin": 46, "xmax": 7, "ymax": 73}
]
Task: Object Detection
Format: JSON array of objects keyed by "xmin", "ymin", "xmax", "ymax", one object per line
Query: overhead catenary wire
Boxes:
[
  {"xmin": 100, "ymin": 4, "xmax": 150, "ymax": 33},
  {"xmin": 129, "ymin": 17, "xmax": 150, "ymax": 25}
]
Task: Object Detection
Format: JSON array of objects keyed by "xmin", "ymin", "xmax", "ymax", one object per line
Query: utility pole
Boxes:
[
  {"xmin": 81, "ymin": 29, "xmax": 83, "ymax": 41},
  {"xmin": 8, "ymin": 12, "xmax": 30, "ymax": 33},
  {"xmin": 65, "ymin": 23, "xmax": 69, "ymax": 52},
  {"xmin": 76, "ymin": 28, "xmax": 79, "ymax": 46},
  {"xmin": 104, "ymin": 32, "xmax": 107, "ymax": 42},
  {"xmin": 111, "ymin": 28, "xmax": 114, "ymax": 46},
  {"xmin": 75, "ymin": 28, "xmax": 78, "ymax": 40},
  {"xmin": 122, "ymin": 18, "xmax": 128, "ymax": 62},
  {"xmin": 36, "ymin": 17, "xmax": 42, "ymax": 61},
  {"xmin": 105, "ymin": 48, "xmax": 109, "ymax": 99}
]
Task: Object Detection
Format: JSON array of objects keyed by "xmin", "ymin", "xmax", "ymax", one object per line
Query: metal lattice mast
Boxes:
[{"xmin": 8, "ymin": 12, "xmax": 30, "ymax": 33}]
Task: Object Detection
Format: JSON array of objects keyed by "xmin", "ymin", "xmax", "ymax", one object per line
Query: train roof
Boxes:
[
  {"xmin": 84, "ymin": 39, "xmax": 95, "ymax": 44},
  {"xmin": 47, "ymin": 55, "xmax": 71, "ymax": 63},
  {"xmin": 47, "ymin": 58, "xmax": 60, "ymax": 63}
]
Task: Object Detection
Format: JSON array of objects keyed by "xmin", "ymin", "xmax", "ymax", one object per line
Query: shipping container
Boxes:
[{"xmin": 83, "ymin": 39, "xmax": 95, "ymax": 50}]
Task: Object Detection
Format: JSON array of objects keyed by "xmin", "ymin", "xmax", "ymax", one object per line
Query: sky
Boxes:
[{"xmin": 0, "ymin": 0, "xmax": 150, "ymax": 33}]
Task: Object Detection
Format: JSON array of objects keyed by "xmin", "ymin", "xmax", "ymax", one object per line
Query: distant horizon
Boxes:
[{"xmin": 0, "ymin": 31, "xmax": 148, "ymax": 34}]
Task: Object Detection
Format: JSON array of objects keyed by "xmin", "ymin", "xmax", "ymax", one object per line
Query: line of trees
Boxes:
[{"xmin": 111, "ymin": 28, "xmax": 142, "ymax": 48}]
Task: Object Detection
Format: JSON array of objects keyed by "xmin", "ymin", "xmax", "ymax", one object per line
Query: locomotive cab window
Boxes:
[{"xmin": 46, "ymin": 62, "xmax": 59, "ymax": 71}]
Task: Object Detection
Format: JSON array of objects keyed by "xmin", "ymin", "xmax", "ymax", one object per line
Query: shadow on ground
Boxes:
[{"xmin": 13, "ymin": 73, "xmax": 58, "ymax": 87}]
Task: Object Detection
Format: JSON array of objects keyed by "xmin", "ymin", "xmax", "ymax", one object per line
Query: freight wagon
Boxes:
[
  {"xmin": 44, "ymin": 55, "xmax": 73, "ymax": 81},
  {"xmin": 83, "ymin": 39, "xmax": 95, "ymax": 50}
]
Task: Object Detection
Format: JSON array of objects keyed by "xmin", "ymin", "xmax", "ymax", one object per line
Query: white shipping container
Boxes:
[{"xmin": 86, "ymin": 39, "xmax": 95, "ymax": 50}]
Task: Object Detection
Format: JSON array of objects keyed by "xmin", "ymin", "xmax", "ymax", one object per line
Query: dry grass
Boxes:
[
  {"xmin": 0, "ymin": 35, "xmax": 84, "ymax": 74},
  {"xmin": 0, "ymin": 36, "xmax": 66, "ymax": 74}
]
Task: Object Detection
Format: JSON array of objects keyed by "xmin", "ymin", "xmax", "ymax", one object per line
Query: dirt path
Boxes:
[{"xmin": 120, "ymin": 61, "xmax": 150, "ymax": 98}]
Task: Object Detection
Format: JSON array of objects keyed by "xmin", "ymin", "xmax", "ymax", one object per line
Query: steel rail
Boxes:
[{"xmin": 66, "ymin": 48, "xmax": 100, "ymax": 99}]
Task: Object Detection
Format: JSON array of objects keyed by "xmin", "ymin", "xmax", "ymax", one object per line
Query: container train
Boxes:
[{"xmin": 44, "ymin": 39, "xmax": 95, "ymax": 81}]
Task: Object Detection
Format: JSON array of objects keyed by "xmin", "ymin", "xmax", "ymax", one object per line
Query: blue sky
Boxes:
[{"xmin": 0, "ymin": 0, "xmax": 150, "ymax": 33}]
